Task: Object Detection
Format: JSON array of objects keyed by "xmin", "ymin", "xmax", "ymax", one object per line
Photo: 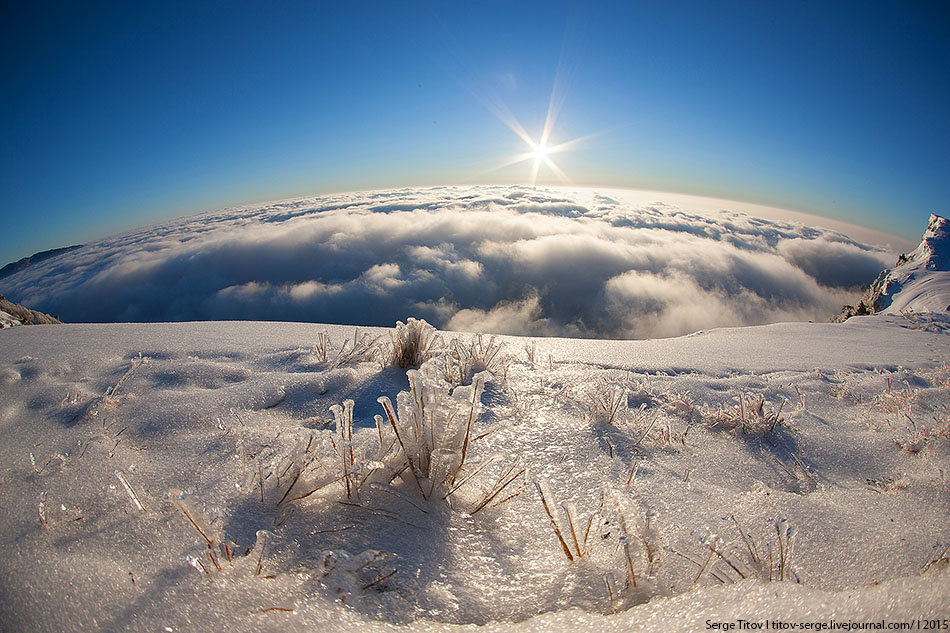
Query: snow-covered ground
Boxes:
[{"xmin": 1, "ymin": 310, "xmax": 948, "ymax": 632}]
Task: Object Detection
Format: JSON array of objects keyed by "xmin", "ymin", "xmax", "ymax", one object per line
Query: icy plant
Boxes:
[
  {"xmin": 114, "ymin": 469, "xmax": 146, "ymax": 512},
  {"xmin": 711, "ymin": 393, "xmax": 786, "ymax": 436},
  {"xmin": 166, "ymin": 490, "xmax": 236, "ymax": 582},
  {"xmin": 315, "ymin": 549, "xmax": 397, "ymax": 603},
  {"xmin": 442, "ymin": 334, "xmax": 509, "ymax": 386},
  {"xmin": 896, "ymin": 430, "xmax": 928, "ymax": 454},
  {"xmin": 921, "ymin": 362, "xmax": 950, "ymax": 389},
  {"xmin": 585, "ymin": 380, "xmax": 628, "ymax": 426},
  {"xmin": 866, "ymin": 474, "xmax": 910, "ymax": 493},
  {"xmin": 67, "ymin": 354, "xmax": 148, "ymax": 426},
  {"xmin": 535, "ymin": 480, "xmax": 604, "ymax": 562},
  {"xmin": 626, "ymin": 376, "xmax": 661, "ymax": 409},
  {"xmin": 661, "ymin": 391, "xmax": 697, "ymax": 425},
  {"xmin": 384, "ymin": 318, "xmax": 442, "ymax": 369},
  {"xmin": 313, "ymin": 328, "xmax": 379, "ymax": 368},
  {"xmin": 524, "ymin": 341, "xmax": 537, "ymax": 365},
  {"xmin": 335, "ymin": 328, "xmax": 380, "ymax": 366},
  {"xmin": 867, "ymin": 379, "xmax": 919, "ymax": 427},
  {"xmin": 921, "ymin": 541, "xmax": 950, "ymax": 574},
  {"xmin": 689, "ymin": 516, "xmax": 798, "ymax": 586},
  {"xmin": 312, "ymin": 331, "xmax": 331, "ymax": 363},
  {"xmin": 374, "ymin": 370, "xmax": 487, "ymax": 500}
]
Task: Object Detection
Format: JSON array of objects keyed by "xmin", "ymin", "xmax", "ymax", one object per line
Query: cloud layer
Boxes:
[{"xmin": 1, "ymin": 186, "xmax": 895, "ymax": 339}]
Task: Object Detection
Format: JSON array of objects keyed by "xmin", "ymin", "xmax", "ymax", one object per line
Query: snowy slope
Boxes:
[
  {"xmin": 868, "ymin": 214, "xmax": 950, "ymax": 315},
  {"xmin": 0, "ymin": 315, "xmax": 948, "ymax": 632}
]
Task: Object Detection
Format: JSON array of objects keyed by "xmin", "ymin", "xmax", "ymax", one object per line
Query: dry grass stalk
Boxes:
[
  {"xmin": 921, "ymin": 542, "xmax": 950, "ymax": 573},
  {"xmin": 386, "ymin": 318, "xmax": 441, "ymax": 369},
  {"xmin": 616, "ymin": 507, "xmax": 637, "ymax": 588},
  {"xmin": 714, "ymin": 393, "xmax": 786, "ymax": 435},
  {"xmin": 536, "ymin": 480, "xmax": 575, "ymax": 561}
]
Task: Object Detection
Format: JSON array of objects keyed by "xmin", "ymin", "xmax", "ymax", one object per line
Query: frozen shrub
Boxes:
[
  {"xmin": 375, "ymin": 369, "xmax": 484, "ymax": 499},
  {"xmin": 442, "ymin": 334, "xmax": 509, "ymax": 385},
  {"xmin": 313, "ymin": 328, "xmax": 379, "ymax": 368},
  {"xmin": 711, "ymin": 393, "xmax": 785, "ymax": 436},
  {"xmin": 385, "ymin": 318, "xmax": 442, "ymax": 369}
]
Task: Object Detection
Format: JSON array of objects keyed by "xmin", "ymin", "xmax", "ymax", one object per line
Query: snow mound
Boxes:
[{"xmin": 867, "ymin": 214, "xmax": 950, "ymax": 315}]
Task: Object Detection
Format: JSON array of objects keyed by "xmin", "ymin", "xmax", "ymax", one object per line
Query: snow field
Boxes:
[{"xmin": 0, "ymin": 317, "xmax": 948, "ymax": 632}]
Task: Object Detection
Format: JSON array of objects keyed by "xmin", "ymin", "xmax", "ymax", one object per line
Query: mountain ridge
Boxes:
[
  {"xmin": 865, "ymin": 213, "xmax": 949, "ymax": 314},
  {"xmin": 0, "ymin": 244, "xmax": 83, "ymax": 280}
]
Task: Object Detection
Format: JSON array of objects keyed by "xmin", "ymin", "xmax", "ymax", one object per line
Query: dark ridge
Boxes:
[{"xmin": 0, "ymin": 244, "xmax": 83, "ymax": 280}]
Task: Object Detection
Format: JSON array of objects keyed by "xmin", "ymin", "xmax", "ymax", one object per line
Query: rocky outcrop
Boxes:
[
  {"xmin": 845, "ymin": 214, "xmax": 950, "ymax": 317},
  {"xmin": 0, "ymin": 294, "xmax": 61, "ymax": 327}
]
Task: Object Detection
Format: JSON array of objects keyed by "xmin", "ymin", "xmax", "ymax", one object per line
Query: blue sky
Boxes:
[{"xmin": 1, "ymin": 1, "xmax": 947, "ymax": 266}]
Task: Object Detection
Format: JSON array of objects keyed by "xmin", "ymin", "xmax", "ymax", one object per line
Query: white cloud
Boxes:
[{"xmin": 0, "ymin": 186, "xmax": 895, "ymax": 339}]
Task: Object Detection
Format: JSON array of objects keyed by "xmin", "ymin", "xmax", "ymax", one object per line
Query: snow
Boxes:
[
  {"xmin": 0, "ymin": 307, "xmax": 18, "ymax": 328},
  {"xmin": 875, "ymin": 214, "xmax": 950, "ymax": 315},
  {"xmin": 0, "ymin": 312, "xmax": 948, "ymax": 632}
]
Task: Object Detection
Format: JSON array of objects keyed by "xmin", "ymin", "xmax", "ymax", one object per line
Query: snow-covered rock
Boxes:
[
  {"xmin": 0, "ymin": 293, "xmax": 61, "ymax": 328},
  {"xmin": 866, "ymin": 214, "xmax": 950, "ymax": 315}
]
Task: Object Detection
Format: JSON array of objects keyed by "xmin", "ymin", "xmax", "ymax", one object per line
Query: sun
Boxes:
[
  {"xmin": 530, "ymin": 140, "xmax": 550, "ymax": 164},
  {"xmin": 469, "ymin": 73, "xmax": 599, "ymax": 185}
]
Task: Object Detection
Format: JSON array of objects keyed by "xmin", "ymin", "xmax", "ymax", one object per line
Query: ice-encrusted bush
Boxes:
[
  {"xmin": 710, "ymin": 393, "xmax": 786, "ymax": 436},
  {"xmin": 384, "ymin": 318, "xmax": 442, "ymax": 369},
  {"xmin": 689, "ymin": 516, "xmax": 799, "ymax": 585},
  {"xmin": 441, "ymin": 334, "xmax": 509, "ymax": 386},
  {"xmin": 276, "ymin": 367, "xmax": 517, "ymax": 509},
  {"xmin": 375, "ymin": 370, "xmax": 487, "ymax": 500},
  {"xmin": 312, "ymin": 328, "xmax": 379, "ymax": 368}
]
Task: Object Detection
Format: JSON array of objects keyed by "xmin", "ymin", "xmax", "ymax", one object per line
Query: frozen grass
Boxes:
[
  {"xmin": 442, "ymin": 334, "xmax": 510, "ymax": 386},
  {"xmin": 374, "ymin": 369, "xmax": 492, "ymax": 503},
  {"xmin": 313, "ymin": 328, "xmax": 380, "ymax": 367},
  {"xmin": 687, "ymin": 517, "xmax": 799, "ymax": 586},
  {"xmin": 385, "ymin": 318, "xmax": 442, "ymax": 369},
  {"xmin": 709, "ymin": 393, "xmax": 786, "ymax": 436}
]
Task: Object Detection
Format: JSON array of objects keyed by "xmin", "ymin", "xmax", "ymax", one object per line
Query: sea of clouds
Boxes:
[{"xmin": 2, "ymin": 186, "xmax": 895, "ymax": 339}]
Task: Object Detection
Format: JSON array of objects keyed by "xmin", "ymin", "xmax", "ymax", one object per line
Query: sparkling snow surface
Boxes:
[{"xmin": 1, "ymin": 314, "xmax": 948, "ymax": 632}]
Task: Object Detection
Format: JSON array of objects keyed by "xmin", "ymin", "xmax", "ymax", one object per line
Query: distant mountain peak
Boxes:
[
  {"xmin": 0, "ymin": 244, "xmax": 84, "ymax": 280},
  {"xmin": 861, "ymin": 213, "xmax": 950, "ymax": 315},
  {"xmin": 905, "ymin": 213, "xmax": 950, "ymax": 271}
]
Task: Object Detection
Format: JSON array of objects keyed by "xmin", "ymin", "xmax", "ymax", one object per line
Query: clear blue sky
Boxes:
[{"xmin": 2, "ymin": 1, "xmax": 947, "ymax": 265}]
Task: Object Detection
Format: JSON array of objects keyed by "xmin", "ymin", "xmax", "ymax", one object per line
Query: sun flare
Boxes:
[
  {"xmin": 530, "ymin": 141, "xmax": 550, "ymax": 164},
  {"xmin": 471, "ymin": 75, "xmax": 595, "ymax": 185}
]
